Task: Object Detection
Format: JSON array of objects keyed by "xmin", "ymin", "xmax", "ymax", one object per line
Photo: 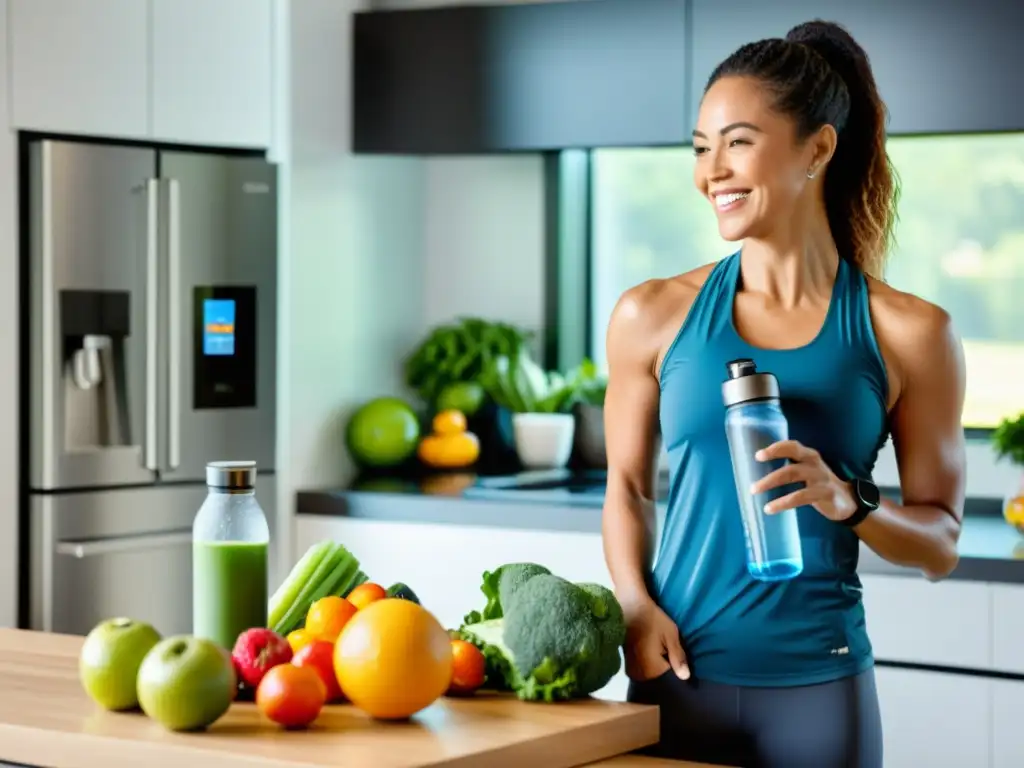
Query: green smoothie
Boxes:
[{"xmin": 193, "ymin": 540, "xmax": 268, "ymax": 650}]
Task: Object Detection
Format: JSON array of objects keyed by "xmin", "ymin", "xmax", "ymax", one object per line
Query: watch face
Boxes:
[{"xmin": 859, "ymin": 479, "xmax": 881, "ymax": 508}]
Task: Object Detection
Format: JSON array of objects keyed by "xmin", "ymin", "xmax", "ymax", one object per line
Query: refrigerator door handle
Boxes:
[
  {"xmin": 166, "ymin": 178, "xmax": 182, "ymax": 471},
  {"xmin": 55, "ymin": 529, "xmax": 193, "ymax": 559},
  {"xmin": 144, "ymin": 179, "xmax": 159, "ymax": 471}
]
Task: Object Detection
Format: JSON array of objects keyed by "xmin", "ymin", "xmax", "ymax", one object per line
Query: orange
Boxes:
[
  {"xmin": 347, "ymin": 582, "xmax": 387, "ymax": 611},
  {"xmin": 447, "ymin": 639, "xmax": 485, "ymax": 695},
  {"xmin": 417, "ymin": 432, "xmax": 480, "ymax": 469},
  {"xmin": 305, "ymin": 596, "xmax": 358, "ymax": 643},
  {"xmin": 286, "ymin": 628, "xmax": 315, "ymax": 654},
  {"xmin": 432, "ymin": 409, "xmax": 467, "ymax": 436},
  {"xmin": 334, "ymin": 598, "xmax": 453, "ymax": 720}
]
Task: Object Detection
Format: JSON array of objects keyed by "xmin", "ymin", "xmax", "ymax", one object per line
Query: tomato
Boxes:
[
  {"xmin": 292, "ymin": 640, "xmax": 344, "ymax": 703},
  {"xmin": 447, "ymin": 639, "xmax": 485, "ymax": 696},
  {"xmin": 305, "ymin": 596, "xmax": 358, "ymax": 643},
  {"xmin": 256, "ymin": 663, "xmax": 326, "ymax": 729},
  {"xmin": 346, "ymin": 582, "xmax": 387, "ymax": 611}
]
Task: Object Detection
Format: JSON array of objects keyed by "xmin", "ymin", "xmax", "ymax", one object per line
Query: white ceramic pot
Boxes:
[{"xmin": 512, "ymin": 412, "xmax": 576, "ymax": 470}]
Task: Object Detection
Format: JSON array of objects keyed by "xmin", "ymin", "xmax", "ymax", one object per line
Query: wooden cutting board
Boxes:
[{"xmin": 0, "ymin": 629, "xmax": 658, "ymax": 768}]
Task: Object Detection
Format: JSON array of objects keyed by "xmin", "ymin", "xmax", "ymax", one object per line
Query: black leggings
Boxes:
[{"xmin": 626, "ymin": 666, "xmax": 883, "ymax": 768}]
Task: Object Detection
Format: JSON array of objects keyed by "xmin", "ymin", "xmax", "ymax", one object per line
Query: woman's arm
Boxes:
[
  {"xmin": 853, "ymin": 302, "xmax": 967, "ymax": 580},
  {"xmin": 600, "ymin": 287, "xmax": 665, "ymax": 611}
]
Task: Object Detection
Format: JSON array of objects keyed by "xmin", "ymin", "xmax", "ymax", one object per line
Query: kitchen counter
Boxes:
[
  {"xmin": 296, "ymin": 476, "xmax": 1024, "ymax": 584},
  {"xmin": 0, "ymin": 629, "xmax": 677, "ymax": 768}
]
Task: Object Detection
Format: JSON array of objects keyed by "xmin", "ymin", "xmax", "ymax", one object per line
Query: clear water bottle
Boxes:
[
  {"xmin": 722, "ymin": 359, "xmax": 804, "ymax": 581},
  {"xmin": 193, "ymin": 460, "xmax": 270, "ymax": 649}
]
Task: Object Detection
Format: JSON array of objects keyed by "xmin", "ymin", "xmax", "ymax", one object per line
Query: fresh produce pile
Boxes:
[
  {"xmin": 452, "ymin": 562, "xmax": 627, "ymax": 702},
  {"xmin": 76, "ymin": 550, "xmax": 626, "ymax": 738},
  {"xmin": 77, "ymin": 539, "xmax": 483, "ymax": 733}
]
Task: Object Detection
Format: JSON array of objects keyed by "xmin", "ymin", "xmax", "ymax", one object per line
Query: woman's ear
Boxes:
[{"xmin": 807, "ymin": 123, "xmax": 839, "ymax": 177}]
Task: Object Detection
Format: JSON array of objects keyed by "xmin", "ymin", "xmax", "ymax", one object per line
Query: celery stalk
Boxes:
[
  {"xmin": 267, "ymin": 540, "xmax": 334, "ymax": 631},
  {"xmin": 271, "ymin": 542, "xmax": 344, "ymax": 635},
  {"xmin": 307, "ymin": 550, "xmax": 360, "ymax": 606}
]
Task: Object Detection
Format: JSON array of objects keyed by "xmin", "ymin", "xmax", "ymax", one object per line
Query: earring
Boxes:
[{"xmin": 806, "ymin": 169, "xmax": 817, "ymax": 179}]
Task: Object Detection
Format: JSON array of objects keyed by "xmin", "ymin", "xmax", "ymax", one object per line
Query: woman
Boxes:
[{"xmin": 601, "ymin": 19, "xmax": 967, "ymax": 768}]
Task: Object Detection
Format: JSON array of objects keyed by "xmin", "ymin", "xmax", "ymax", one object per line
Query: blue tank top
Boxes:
[{"xmin": 654, "ymin": 250, "xmax": 890, "ymax": 687}]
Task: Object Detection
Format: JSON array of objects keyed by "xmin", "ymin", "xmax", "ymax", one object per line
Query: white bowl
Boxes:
[{"xmin": 512, "ymin": 412, "xmax": 576, "ymax": 470}]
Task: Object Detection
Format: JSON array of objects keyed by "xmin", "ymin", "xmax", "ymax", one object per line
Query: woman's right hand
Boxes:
[{"xmin": 623, "ymin": 598, "xmax": 690, "ymax": 682}]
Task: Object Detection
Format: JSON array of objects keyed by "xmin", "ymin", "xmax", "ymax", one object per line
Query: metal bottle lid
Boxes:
[
  {"xmin": 206, "ymin": 460, "xmax": 257, "ymax": 490},
  {"xmin": 722, "ymin": 358, "xmax": 780, "ymax": 407}
]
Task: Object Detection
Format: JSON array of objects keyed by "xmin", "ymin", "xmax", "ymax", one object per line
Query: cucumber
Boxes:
[{"xmin": 386, "ymin": 582, "xmax": 420, "ymax": 604}]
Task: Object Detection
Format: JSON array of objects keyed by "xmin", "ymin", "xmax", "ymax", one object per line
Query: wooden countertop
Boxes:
[{"xmin": 0, "ymin": 629, "xmax": 663, "ymax": 768}]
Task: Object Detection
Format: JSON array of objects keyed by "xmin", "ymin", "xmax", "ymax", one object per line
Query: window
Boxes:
[{"xmin": 587, "ymin": 133, "xmax": 1024, "ymax": 430}]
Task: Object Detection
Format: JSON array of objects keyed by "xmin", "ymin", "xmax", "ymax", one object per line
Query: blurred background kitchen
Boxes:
[{"xmin": 1, "ymin": 1, "xmax": 1023, "ymax": 766}]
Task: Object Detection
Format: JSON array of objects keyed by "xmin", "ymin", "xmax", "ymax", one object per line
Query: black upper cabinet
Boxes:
[
  {"xmin": 689, "ymin": 0, "xmax": 1024, "ymax": 136},
  {"xmin": 352, "ymin": 0, "xmax": 689, "ymax": 154}
]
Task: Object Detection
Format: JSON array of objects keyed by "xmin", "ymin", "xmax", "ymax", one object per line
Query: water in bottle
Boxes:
[
  {"xmin": 722, "ymin": 359, "xmax": 804, "ymax": 581},
  {"xmin": 192, "ymin": 460, "xmax": 271, "ymax": 649}
]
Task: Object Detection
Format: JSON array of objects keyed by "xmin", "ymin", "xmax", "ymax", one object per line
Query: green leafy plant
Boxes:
[
  {"xmin": 567, "ymin": 358, "xmax": 607, "ymax": 406},
  {"xmin": 477, "ymin": 355, "xmax": 607, "ymax": 415},
  {"xmin": 404, "ymin": 317, "xmax": 532, "ymax": 406},
  {"xmin": 993, "ymin": 412, "xmax": 1024, "ymax": 467}
]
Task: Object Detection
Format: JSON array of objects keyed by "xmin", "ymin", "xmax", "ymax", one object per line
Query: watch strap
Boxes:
[{"xmin": 840, "ymin": 478, "xmax": 879, "ymax": 528}]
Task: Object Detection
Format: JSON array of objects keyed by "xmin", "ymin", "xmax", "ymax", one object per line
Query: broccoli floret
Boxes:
[
  {"xmin": 455, "ymin": 566, "xmax": 626, "ymax": 703},
  {"xmin": 498, "ymin": 563, "xmax": 551, "ymax": 609},
  {"xmin": 461, "ymin": 562, "xmax": 550, "ymax": 625}
]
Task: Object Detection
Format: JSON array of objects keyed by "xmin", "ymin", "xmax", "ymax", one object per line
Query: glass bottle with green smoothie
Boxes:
[{"xmin": 193, "ymin": 460, "xmax": 270, "ymax": 650}]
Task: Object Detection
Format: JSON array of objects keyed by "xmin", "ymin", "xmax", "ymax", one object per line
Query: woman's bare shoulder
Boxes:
[
  {"xmin": 606, "ymin": 262, "xmax": 718, "ymax": 371},
  {"xmin": 865, "ymin": 276, "xmax": 955, "ymax": 343},
  {"xmin": 611, "ymin": 263, "xmax": 716, "ymax": 333},
  {"xmin": 865, "ymin": 275, "xmax": 961, "ymax": 398}
]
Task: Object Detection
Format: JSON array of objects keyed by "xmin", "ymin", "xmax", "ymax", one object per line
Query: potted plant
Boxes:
[
  {"xmin": 478, "ymin": 353, "xmax": 581, "ymax": 470},
  {"xmin": 992, "ymin": 412, "xmax": 1024, "ymax": 533}
]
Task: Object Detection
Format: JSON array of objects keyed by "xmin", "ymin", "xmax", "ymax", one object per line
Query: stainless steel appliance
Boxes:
[{"xmin": 24, "ymin": 138, "xmax": 278, "ymax": 637}]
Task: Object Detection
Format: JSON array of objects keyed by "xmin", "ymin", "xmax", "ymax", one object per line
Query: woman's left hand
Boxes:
[{"xmin": 750, "ymin": 440, "xmax": 857, "ymax": 523}]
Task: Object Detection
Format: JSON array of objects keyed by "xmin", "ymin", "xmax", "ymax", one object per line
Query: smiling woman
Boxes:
[
  {"xmin": 598, "ymin": 18, "xmax": 969, "ymax": 768},
  {"xmin": 590, "ymin": 136, "xmax": 1024, "ymax": 432}
]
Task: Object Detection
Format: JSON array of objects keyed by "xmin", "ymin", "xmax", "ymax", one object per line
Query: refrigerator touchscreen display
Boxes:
[
  {"xmin": 193, "ymin": 286, "xmax": 257, "ymax": 409},
  {"xmin": 202, "ymin": 299, "xmax": 236, "ymax": 356}
]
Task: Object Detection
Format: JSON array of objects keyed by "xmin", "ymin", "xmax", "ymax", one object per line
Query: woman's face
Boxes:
[{"xmin": 692, "ymin": 75, "xmax": 832, "ymax": 243}]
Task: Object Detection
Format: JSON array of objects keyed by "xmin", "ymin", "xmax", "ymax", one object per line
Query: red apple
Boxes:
[{"xmin": 231, "ymin": 628, "xmax": 293, "ymax": 689}]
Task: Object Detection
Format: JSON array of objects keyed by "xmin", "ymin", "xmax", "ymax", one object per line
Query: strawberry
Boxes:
[{"xmin": 231, "ymin": 628, "xmax": 293, "ymax": 689}]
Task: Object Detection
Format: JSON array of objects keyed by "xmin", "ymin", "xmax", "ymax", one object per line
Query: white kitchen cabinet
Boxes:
[
  {"xmin": 860, "ymin": 573, "xmax": 993, "ymax": 669},
  {"xmin": 875, "ymin": 666, "xmax": 991, "ymax": 768},
  {"xmin": 992, "ymin": 583, "xmax": 1024, "ymax": 674},
  {"xmin": 151, "ymin": 0, "xmax": 274, "ymax": 148},
  {"xmin": 9, "ymin": 0, "xmax": 150, "ymax": 138},
  {"xmin": 993, "ymin": 679, "xmax": 1024, "ymax": 768}
]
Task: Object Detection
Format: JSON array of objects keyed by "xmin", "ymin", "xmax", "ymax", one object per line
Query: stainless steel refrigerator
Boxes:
[{"xmin": 23, "ymin": 138, "xmax": 278, "ymax": 637}]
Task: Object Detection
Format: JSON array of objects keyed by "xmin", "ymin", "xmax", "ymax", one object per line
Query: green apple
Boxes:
[
  {"xmin": 79, "ymin": 617, "xmax": 162, "ymax": 711},
  {"xmin": 136, "ymin": 635, "xmax": 237, "ymax": 731}
]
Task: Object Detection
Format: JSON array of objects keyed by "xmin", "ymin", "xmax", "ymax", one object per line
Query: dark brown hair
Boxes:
[{"xmin": 705, "ymin": 20, "xmax": 900, "ymax": 279}]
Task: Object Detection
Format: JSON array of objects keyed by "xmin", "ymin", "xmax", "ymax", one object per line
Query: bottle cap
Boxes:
[
  {"xmin": 722, "ymin": 358, "xmax": 780, "ymax": 407},
  {"xmin": 206, "ymin": 460, "xmax": 257, "ymax": 490}
]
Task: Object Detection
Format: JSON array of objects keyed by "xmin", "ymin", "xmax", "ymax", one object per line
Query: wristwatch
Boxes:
[{"xmin": 840, "ymin": 478, "xmax": 880, "ymax": 528}]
